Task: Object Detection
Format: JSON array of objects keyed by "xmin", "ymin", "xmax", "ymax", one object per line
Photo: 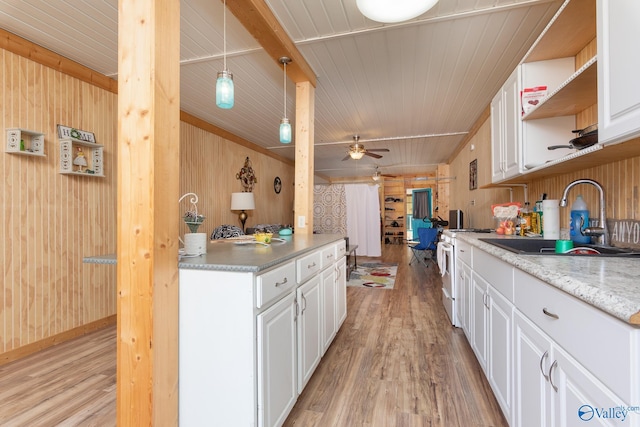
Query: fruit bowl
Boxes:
[{"xmin": 254, "ymin": 232, "xmax": 273, "ymax": 244}]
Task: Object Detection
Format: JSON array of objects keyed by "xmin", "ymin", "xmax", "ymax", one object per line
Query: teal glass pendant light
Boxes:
[
  {"xmin": 279, "ymin": 57, "xmax": 292, "ymax": 144},
  {"xmin": 216, "ymin": 0, "xmax": 234, "ymax": 109}
]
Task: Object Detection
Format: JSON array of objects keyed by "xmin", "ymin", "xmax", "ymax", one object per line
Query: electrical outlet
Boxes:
[{"xmin": 298, "ymin": 215, "xmax": 306, "ymax": 228}]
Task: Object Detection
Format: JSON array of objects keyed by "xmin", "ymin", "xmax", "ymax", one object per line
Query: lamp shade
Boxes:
[
  {"xmin": 356, "ymin": 0, "xmax": 439, "ymax": 23},
  {"xmin": 231, "ymin": 192, "xmax": 255, "ymax": 210}
]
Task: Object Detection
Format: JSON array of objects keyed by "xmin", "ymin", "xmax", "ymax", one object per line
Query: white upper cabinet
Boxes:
[
  {"xmin": 491, "ymin": 68, "xmax": 522, "ymax": 183},
  {"xmin": 597, "ymin": 0, "xmax": 640, "ymax": 145}
]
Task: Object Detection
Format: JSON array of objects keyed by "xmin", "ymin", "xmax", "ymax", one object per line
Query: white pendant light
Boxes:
[
  {"xmin": 279, "ymin": 57, "xmax": 292, "ymax": 144},
  {"xmin": 216, "ymin": 0, "xmax": 234, "ymax": 109},
  {"xmin": 372, "ymin": 166, "xmax": 381, "ymax": 181},
  {"xmin": 356, "ymin": 0, "xmax": 439, "ymax": 23}
]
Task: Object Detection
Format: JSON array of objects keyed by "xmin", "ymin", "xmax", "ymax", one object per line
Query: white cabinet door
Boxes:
[
  {"xmin": 513, "ymin": 311, "xmax": 553, "ymax": 427},
  {"xmin": 257, "ymin": 292, "xmax": 298, "ymax": 427},
  {"xmin": 457, "ymin": 260, "xmax": 472, "ymax": 338},
  {"xmin": 487, "ymin": 286, "xmax": 513, "ymax": 421},
  {"xmin": 491, "ymin": 68, "xmax": 522, "ymax": 183},
  {"xmin": 471, "ymin": 273, "xmax": 488, "ymax": 371},
  {"xmin": 597, "ymin": 0, "xmax": 640, "ymax": 145},
  {"xmin": 552, "ymin": 346, "xmax": 630, "ymax": 427},
  {"xmin": 321, "ymin": 268, "xmax": 336, "ymax": 353},
  {"xmin": 502, "ymin": 68, "xmax": 521, "ymax": 179},
  {"xmin": 335, "ymin": 257, "xmax": 347, "ymax": 328},
  {"xmin": 491, "ymin": 89, "xmax": 505, "ymax": 183},
  {"xmin": 296, "ymin": 276, "xmax": 322, "ymax": 393}
]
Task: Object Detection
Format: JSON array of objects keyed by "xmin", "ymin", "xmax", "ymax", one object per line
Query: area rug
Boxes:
[{"xmin": 348, "ymin": 262, "xmax": 398, "ymax": 289}]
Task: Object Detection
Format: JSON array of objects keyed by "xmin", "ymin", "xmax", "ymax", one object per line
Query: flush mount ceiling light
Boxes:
[
  {"xmin": 216, "ymin": 0, "xmax": 234, "ymax": 109},
  {"xmin": 356, "ymin": 0, "xmax": 439, "ymax": 23},
  {"xmin": 279, "ymin": 57, "xmax": 292, "ymax": 144}
]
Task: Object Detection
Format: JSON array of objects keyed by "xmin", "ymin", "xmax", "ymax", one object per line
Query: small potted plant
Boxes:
[{"xmin": 183, "ymin": 210, "xmax": 205, "ymax": 233}]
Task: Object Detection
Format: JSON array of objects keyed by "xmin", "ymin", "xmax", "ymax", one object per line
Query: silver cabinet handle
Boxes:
[
  {"xmin": 542, "ymin": 308, "xmax": 559, "ymax": 319},
  {"xmin": 308, "ymin": 262, "xmax": 316, "ymax": 269},
  {"xmin": 301, "ymin": 294, "xmax": 307, "ymax": 315},
  {"xmin": 326, "ymin": 253, "xmax": 334, "ymax": 259},
  {"xmin": 540, "ymin": 350, "xmax": 549, "ymax": 381},
  {"xmin": 548, "ymin": 360, "xmax": 558, "ymax": 392},
  {"xmin": 275, "ymin": 277, "xmax": 288, "ymax": 287}
]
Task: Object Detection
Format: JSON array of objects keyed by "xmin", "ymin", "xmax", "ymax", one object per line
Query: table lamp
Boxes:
[{"xmin": 231, "ymin": 192, "xmax": 255, "ymax": 232}]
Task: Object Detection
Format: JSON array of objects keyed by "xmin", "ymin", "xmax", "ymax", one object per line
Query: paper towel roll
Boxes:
[
  {"xmin": 542, "ymin": 199, "xmax": 560, "ymax": 240},
  {"xmin": 184, "ymin": 233, "xmax": 207, "ymax": 255}
]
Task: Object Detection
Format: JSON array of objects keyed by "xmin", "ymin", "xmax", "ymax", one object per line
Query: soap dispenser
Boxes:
[{"xmin": 570, "ymin": 195, "xmax": 591, "ymax": 244}]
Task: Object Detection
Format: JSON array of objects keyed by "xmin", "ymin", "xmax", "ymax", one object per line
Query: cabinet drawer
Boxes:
[
  {"xmin": 297, "ymin": 250, "xmax": 322, "ymax": 284},
  {"xmin": 336, "ymin": 239, "xmax": 346, "ymax": 258},
  {"xmin": 321, "ymin": 244, "xmax": 337, "ymax": 270},
  {"xmin": 474, "ymin": 249, "xmax": 513, "ymax": 301},
  {"xmin": 514, "ymin": 269, "xmax": 638, "ymax": 403},
  {"xmin": 256, "ymin": 261, "xmax": 296, "ymax": 309},
  {"xmin": 456, "ymin": 239, "xmax": 472, "ymax": 265}
]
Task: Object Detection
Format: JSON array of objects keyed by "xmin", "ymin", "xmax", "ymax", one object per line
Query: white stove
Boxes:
[{"xmin": 438, "ymin": 230, "xmax": 460, "ymax": 327}]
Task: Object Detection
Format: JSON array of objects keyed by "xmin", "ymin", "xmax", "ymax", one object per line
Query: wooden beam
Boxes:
[
  {"xmin": 225, "ymin": 0, "xmax": 317, "ymax": 86},
  {"xmin": 117, "ymin": 0, "xmax": 180, "ymax": 425},
  {"xmin": 181, "ymin": 110, "xmax": 294, "ymax": 166},
  {"xmin": 294, "ymin": 81, "xmax": 315, "ymax": 234}
]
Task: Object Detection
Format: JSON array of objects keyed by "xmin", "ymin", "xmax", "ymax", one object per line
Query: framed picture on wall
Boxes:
[{"xmin": 469, "ymin": 159, "xmax": 478, "ymax": 190}]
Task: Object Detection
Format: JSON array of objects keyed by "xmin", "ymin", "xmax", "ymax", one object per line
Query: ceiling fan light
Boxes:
[
  {"xmin": 356, "ymin": 0, "xmax": 439, "ymax": 23},
  {"xmin": 216, "ymin": 70, "xmax": 234, "ymax": 109},
  {"xmin": 372, "ymin": 172, "xmax": 381, "ymax": 181},
  {"xmin": 349, "ymin": 150, "xmax": 365, "ymax": 160}
]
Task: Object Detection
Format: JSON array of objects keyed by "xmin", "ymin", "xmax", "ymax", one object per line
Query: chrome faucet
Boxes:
[{"xmin": 559, "ymin": 179, "xmax": 608, "ymax": 246}]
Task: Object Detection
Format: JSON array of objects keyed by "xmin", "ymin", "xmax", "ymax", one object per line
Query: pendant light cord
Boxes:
[
  {"xmin": 223, "ymin": 0, "xmax": 227, "ymax": 71},
  {"xmin": 283, "ymin": 60, "xmax": 287, "ymax": 118}
]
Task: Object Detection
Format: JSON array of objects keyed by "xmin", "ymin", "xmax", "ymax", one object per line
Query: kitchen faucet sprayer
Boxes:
[{"xmin": 559, "ymin": 179, "xmax": 608, "ymax": 246}]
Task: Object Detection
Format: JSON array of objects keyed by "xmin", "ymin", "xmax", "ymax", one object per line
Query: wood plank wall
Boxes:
[
  {"xmin": 450, "ymin": 115, "xmax": 640, "ymax": 230},
  {"xmin": 0, "ymin": 50, "xmax": 118, "ymax": 357},
  {"xmin": 1, "ymin": 47, "xmax": 296, "ymax": 363},
  {"xmin": 179, "ymin": 123, "xmax": 295, "ymax": 235}
]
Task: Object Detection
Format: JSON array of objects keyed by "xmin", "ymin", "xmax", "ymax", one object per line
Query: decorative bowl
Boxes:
[
  {"xmin": 254, "ymin": 232, "xmax": 273, "ymax": 244},
  {"xmin": 279, "ymin": 227, "xmax": 292, "ymax": 236}
]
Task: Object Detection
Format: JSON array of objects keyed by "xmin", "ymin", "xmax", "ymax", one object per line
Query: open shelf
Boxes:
[
  {"xmin": 59, "ymin": 137, "xmax": 105, "ymax": 177},
  {"xmin": 523, "ymin": 0, "xmax": 596, "ymax": 63},
  {"xmin": 523, "ymin": 56, "xmax": 597, "ymax": 120},
  {"xmin": 6, "ymin": 128, "xmax": 45, "ymax": 156}
]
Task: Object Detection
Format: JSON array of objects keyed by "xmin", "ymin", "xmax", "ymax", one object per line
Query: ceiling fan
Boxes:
[{"xmin": 342, "ymin": 135, "xmax": 390, "ymax": 160}]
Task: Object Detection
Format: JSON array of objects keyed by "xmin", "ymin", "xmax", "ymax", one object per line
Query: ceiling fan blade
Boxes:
[
  {"xmin": 364, "ymin": 152, "xmax": 383, "ymax": 159},
  {"xmin": 341, "ymin": 154, "xmax": 351, "ymax": 161},
  {"xmin": 367, "ymin": 148, "xmax": 390, "ymax": 152}
]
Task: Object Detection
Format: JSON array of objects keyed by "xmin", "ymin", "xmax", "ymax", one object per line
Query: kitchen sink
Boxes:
[{"xmin": 478, "ymin": 238, "xmax": 640, "ymax": 257}]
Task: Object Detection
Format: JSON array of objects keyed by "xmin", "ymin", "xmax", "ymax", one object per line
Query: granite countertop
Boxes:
[
  {"xmin": 83, "ymin": 233, "xmax": 345, "ymax": 273},
  {"xmin": 453, "ymin": 232, "xmax": 640, "ymax": 326}
]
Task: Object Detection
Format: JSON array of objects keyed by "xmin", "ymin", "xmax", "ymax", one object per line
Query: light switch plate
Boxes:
[{"xmin": 298, "ymin": 215, "xmax": 306, "ymax": 228}]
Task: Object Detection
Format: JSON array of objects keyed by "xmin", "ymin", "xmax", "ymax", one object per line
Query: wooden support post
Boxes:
[
  {"xmin": 294, "ymin": 81, "xmax": 315, "ymax": 234},
  {"xmin": 117, "ymin": 0, "xmax": 180, "ymax": 425}
]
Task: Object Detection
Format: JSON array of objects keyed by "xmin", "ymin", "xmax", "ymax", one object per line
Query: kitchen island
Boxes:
[{"xmin": 85, "ymin": 233, "xmax": 347, "ymax": 427}]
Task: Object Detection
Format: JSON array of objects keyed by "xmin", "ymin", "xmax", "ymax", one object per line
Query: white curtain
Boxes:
[{"xmin": 344, "ymin": 184, "xmax": 381, "ymax": 257}]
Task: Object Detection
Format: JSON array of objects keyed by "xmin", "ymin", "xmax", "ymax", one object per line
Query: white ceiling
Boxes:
[{"xmin": 0, "ymin": 0, "xmax": 562, "ymax": 181}]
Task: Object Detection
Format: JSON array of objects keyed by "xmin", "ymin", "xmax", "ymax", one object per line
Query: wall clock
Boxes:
[{"xmin": 274, "ymin": 176, "xmax": 282, "ymax": 194}]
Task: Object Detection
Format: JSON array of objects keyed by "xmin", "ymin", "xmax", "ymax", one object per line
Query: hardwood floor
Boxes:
[
  {"xmin": 0, "ymin": 243, "xmax": 507, "ymax": 427},
  {"xmin": 284, "ymin": 244, "xmax": 507, "ymax": 427}
]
